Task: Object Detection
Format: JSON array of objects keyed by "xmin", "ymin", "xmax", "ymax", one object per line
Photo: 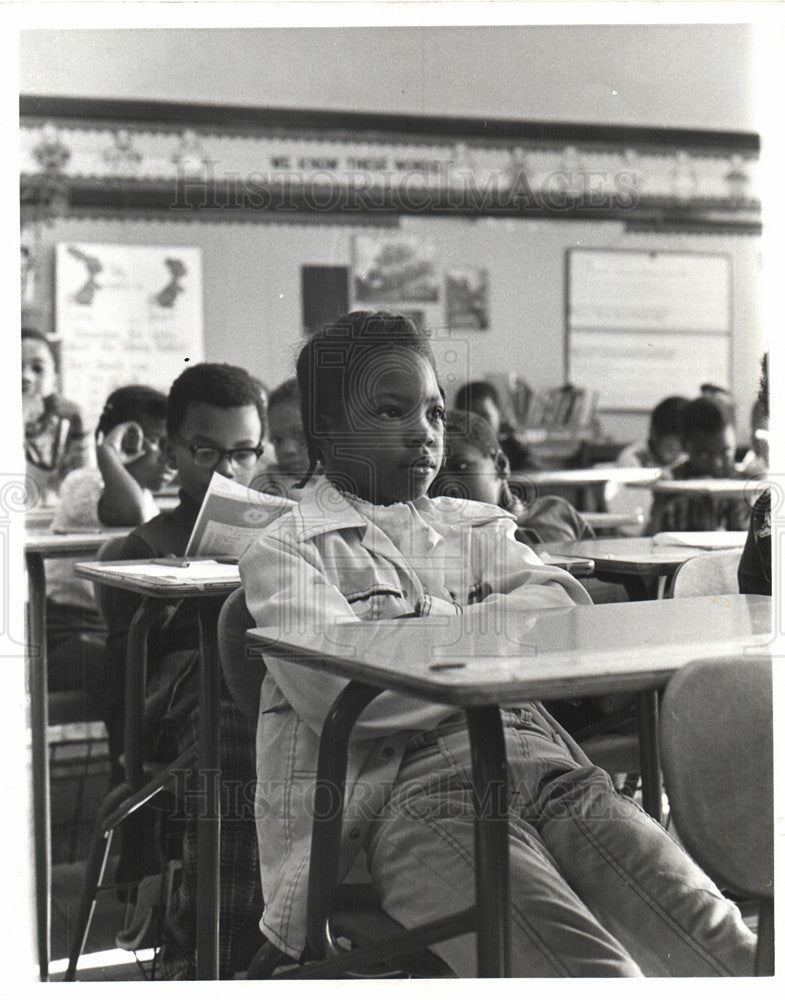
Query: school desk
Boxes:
[
  {"xmin": 246, "ymin": 594, "xmax": 771, "ymax": 978},
  {"xmin": 649, "ymin": 478, "xmax": 766, "ymax": 500},
  {"xmin": 511, "ymin": 467, "xmax": 661, "ymax": 512},
  {"xmin": 633, "ymin": 476, "xmax": 767, "ymax": 526},
  {"xmin": 73, "ymin": 559, "xmax": 241, "ymax": 981},
  {"xmin": 533, "ymin": 536, "xmax": 745, "ymax": 602},
  {"xmin": 25, "ymin": 506, "xmax": 56, "ymax": 529},
  {"xmin": 24, "ymin": 528, "xmax": 129, "ymax": 982}
]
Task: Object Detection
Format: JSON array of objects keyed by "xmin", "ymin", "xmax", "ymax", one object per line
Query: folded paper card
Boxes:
[
  {"xmin": 652, "ymin": 531, "xmax": 748, "ymax": 549},
  {"xmin": 86, "ymin": 560, "xmax": 241, "ymax": 584}
]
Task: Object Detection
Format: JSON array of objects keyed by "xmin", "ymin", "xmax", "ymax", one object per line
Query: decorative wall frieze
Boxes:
[{"xmin": 19, "ymin": 97, "xmax": 761, "ymax": 233}]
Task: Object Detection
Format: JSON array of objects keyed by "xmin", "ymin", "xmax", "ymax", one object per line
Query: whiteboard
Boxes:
[
  {"xmin": 567, "ymin": 249, "xmax": 731, "ymax": 411},
  {"xmin": 568, "ymin": 250, "xmax": 731, "ymax": 333},
  {"xmin": 56, "ymin": 243, "xmax": 203, "ymax": 434},
  {"xmin": 569, "ymin": 331, "xmax": 732, "ymax": 411}
]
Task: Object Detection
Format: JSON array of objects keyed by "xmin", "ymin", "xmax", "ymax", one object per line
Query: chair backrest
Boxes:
[
  {"xmin": 669, "ymin": 548, "xmax": 741, "ymax": 598},
  {"xmin": 659, "ymin": 655, "xmax": 773, "ymax": 900},
  {"xmin": 217, "ymin": 587, "xmax": 265, "ymax": 726},
  {"xmin": 93, "ymin": 534, "xmax": 131, "ymax": 622}
]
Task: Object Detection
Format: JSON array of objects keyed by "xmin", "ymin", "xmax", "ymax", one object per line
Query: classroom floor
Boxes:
[
  {"xmin": 48, "ymin": 724, "xmax": 154, "ymax": 981},
  {"xmin": 50, "ymin": 860, "xmax": 153, "ymax": 982},
  {"xmin": 48, "ymin": 726, "xmax": 759, "ymax": 983}
]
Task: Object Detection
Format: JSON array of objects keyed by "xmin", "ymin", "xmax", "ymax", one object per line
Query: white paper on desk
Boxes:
[
  {"xmin": 93, "ymin": 561, "xmax": 240, "ymax": 583},
  {"xmin": 185, "ymin": 473, "xmax": 295, "ymax": 558},
  {"xmin": 653, "ymin": 531, "xmax": 748, "ymax": 549}
]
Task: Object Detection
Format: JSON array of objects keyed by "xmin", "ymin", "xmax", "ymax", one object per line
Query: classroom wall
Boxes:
[
  {"xmin": 31, "ymin": 213, "xmax": 763, "ymax": 445},
  {"xmin": 19, "ymin": 25, "xmax": 757, "ymax": 131},
  {"xmin": 20, "ymin": 24, "xmax": 764, "ymax": 445}
]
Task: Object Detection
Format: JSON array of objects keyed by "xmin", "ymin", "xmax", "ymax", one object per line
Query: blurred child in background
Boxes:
[
  {"xmin": 738, "ymin": 354, "xmax": 771, "ymax": 595},
  {"xmin": 430, "ymin": 409, "xmax": 592, "ymax": 544},
  {"xmin": 250, "ymin": 378, "xmax": 311, "ymax": 500},
  {"xmin": 647, "ymin": 396, "xmax": 749, "ymax": 534},
  {"xmin": 22, "ymin": 327, "xmax": 89, "ymax": 505},
  {"xmin": 738, "ymin": 353, "xmax": 769, "ymax": 478},
  {"xmin": 454, "ymin": 379, "xmax": 536, "ymax": 471},
  {"xmin": 46, "ymin": 384, "xmax": 169, "ymax": 712},
  {"xmin": 616, "ymin": 395, "xmax": 688, "ymax": 469},
  {"xmin": 609, "ymin": 395, "xmax": 689, "ymax": 535}
]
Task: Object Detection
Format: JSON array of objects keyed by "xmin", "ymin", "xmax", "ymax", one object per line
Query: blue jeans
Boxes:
[{"xmin": 364, "ymin": 704, "xmax": 756, "ymax": 977}]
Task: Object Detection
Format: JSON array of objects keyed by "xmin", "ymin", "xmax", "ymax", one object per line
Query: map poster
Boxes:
[{"xmin": 55, "ymin": 243, "xmax": 203, "ymax": 434}]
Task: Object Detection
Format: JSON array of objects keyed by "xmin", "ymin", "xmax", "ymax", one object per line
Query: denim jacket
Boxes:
[{"xmin": 239, "ymin": 478, "xmax": 591, "ymax": 957}]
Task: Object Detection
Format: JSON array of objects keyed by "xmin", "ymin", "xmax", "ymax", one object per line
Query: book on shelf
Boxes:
[{"xmin": 185, "ymin": 472, "xmax": 296, "ymax": 559}]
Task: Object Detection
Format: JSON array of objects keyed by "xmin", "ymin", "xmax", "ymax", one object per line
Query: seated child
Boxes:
[
  {"xmin": 700, "ymin": 382, "xmax": 736, "ymax": 424},
  {"xmin": 647, "ymin": 396, "xmax": 750, "ymax": 534},
  {"xmin": 47, "ymin": 385, "xmax": 169, "ymax": 708},
  {"xmin": 738, "ymin": 353, "xmax": 769, "ymax": 478},
  {"xmin": 240, "ymin": 311, "xmax": 755, "ymax": 977},
  {"xmin": 738, "ymin": 489, "xmax": 771, "ymax": 595},
  {"xmin": 454, "ymin": 378, "xmax": 536, "ymax": 471},
  {"xmin": 739, "ymin": 356, "xmax": 771, "ymax": 595},
  {"xmin": 616, "ymin": 395, "xmax": 688, "ymax": 469},
  {"xmin": 22, "ymin": 327, "xmax": 88, "ymax": 505},
  {"xmin": 611, "ymin": 395, "xmax": 689, "ymax": 536},
  {"xmin": 429, "ymin": 409, "xmax": 593, "ymax": 545},
  {"xmin": 102, "ymin": 363, "xmax": 266, "ymax": 979},
  {"xmin": 249, "ymin": 377, "xmax": 311, "ymax": 500}
]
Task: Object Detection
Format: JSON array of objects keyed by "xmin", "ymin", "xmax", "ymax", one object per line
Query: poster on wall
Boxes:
[
  {"xmin": 55, "ymin": 243, "xmax": 203, "ymax": 433},
  {"xmin": 445, "ymin": 267, "xmax": 489, "ymax": 330},
  {"xmin": 353, "ymin": 234, "xmax": 439, "ymax": 303}
]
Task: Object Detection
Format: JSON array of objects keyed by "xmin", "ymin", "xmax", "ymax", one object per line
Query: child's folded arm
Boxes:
[
  {"xmin": 240, "ymin": 530, "xmax": 462, "ymax": 739},
  {"xmin": 477, "ymin": 518, "xmax": 593, "ymax": 608}
]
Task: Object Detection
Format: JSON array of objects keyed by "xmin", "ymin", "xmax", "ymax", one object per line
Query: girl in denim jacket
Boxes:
[{"xmin": 240, "ymin": 311, "xmax": 755, "ymax": 977}]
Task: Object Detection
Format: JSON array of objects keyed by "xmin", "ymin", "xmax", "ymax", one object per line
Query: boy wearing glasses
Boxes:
[{"xmin": 102, "ymin": 362, "xmax": 266, "ymax": 979}]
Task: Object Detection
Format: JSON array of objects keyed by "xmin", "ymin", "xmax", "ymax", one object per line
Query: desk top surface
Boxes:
[
  {"xmin": 25, "ymin": 508, "xmax": 56, "ymax": 528},
  {"xmin": 72, "ymin": 552, "xmax": 592, "ymax": 596},
  {"xmin": 646, "ymin": 478, "xmax": 765, "ymax": 498},
  {"xmin": 534, "ymin": 536, "xmax": 744, "ymax": 575},
  {"xmin": 247, "ymin": 594, "xmax": 770, "ymax": 705},
  {"xmin": 24, "ymin": 528, "xmax": 129, "ymax": 556},
  {"xmin": 581, "ymin": 511, "xmax": 645, "ymax": 530},
  {"xmin": 514, "ymin": 467, "xmax": 661, "ymax": 487},
  {"xmin": 74, "ymin": 558, "xmax": 240, "ymax": 597}
]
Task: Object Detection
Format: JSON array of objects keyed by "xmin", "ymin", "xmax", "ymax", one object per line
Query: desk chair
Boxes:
[
  {"xmin": 217, "ymin": 588, "xmax": 454, "ymax": 978},
  {"xmin": 65, "ymin": 538, "xmax": 192, "ymax": 981},
  {"xmin": 659, "ymin": 655, "xmax": 774, "ymax": 975},
  {"xmin": 668, "ymin": 548, "xmax": 740, "ymax": 598}
]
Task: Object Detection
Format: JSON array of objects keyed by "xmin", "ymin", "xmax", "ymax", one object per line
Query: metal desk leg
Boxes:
[
  {"xmin": 465, "ymin": 706, "xmax": 510, "ymax": 977},
  {"xmin": 196, "ymin": 598, "xmax": 223, "ymax": 981},
  {"xmin": 26, "ymin": 551, "xmax": 50, "ymax": 982},
  {"xmin": 636, "ymin": 690, "xmax": 662, "ymax": 821},
  {"xmin": 124, "ymin": 599, "xmax": 161, "ymax": 789}
]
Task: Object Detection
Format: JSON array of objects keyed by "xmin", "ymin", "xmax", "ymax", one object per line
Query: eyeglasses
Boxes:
[{"xmin": 172, "ymin": 435, "xmax": 264, "ymax": 469}]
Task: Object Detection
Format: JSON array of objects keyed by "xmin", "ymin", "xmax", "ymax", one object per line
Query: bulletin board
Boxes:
[
  {"xmin": 566, "ymin": 249, "xmax": 732, "ymax": 411},
  {"xmin": 55, "ymin": 243, "xmax": 203, "ymax": 433}
]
